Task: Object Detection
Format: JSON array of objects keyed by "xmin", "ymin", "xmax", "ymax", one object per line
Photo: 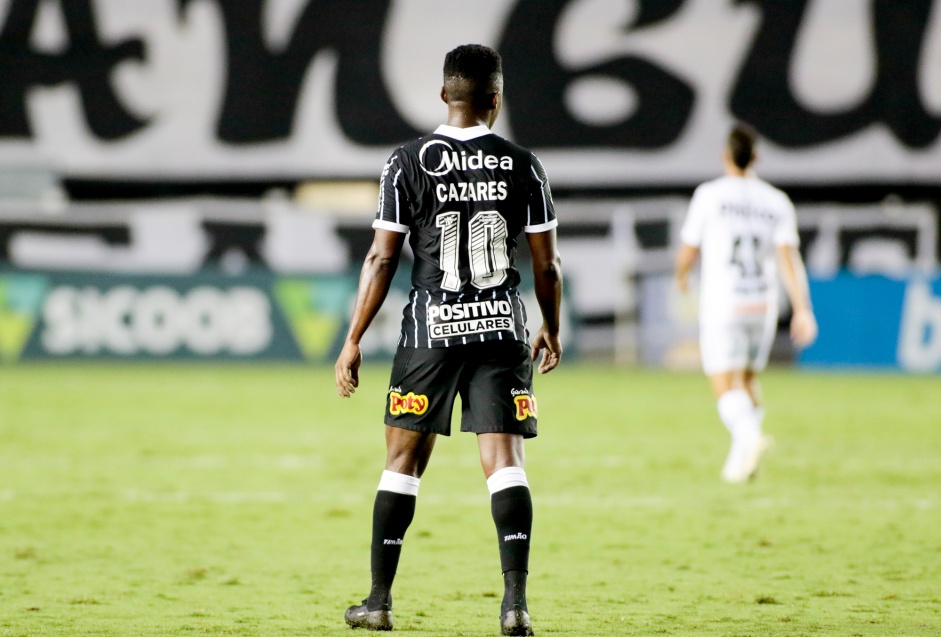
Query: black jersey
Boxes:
[{"xmin": 374, "ymin": 124, "xmax": 557, "ymax": 348}]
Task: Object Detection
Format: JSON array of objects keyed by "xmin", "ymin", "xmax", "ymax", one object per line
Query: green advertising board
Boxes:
[
  {"xmin": 0, "ymin": 273, "xmax": 48, "ymax": 363},
  {"xmin": 0, "ymin": 270, "xmax": 360, "ymax": 363}
]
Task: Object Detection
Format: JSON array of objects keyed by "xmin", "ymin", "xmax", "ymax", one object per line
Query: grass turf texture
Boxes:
[{"xmin": 0, "ymin": 364, "xmax": 939, "ymax": 636}]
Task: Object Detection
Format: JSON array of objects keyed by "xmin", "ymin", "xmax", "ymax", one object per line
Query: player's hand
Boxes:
[
  {"xmin": 790, "ymin": 308, "xmax": 818, "ymax": 348},
  {"xmin": 531, "ymin": 327, "xmax": 562, "ymax": 374},
  {"xmin": 335, "ymin": 341, "xmax": 362, "ymax": 397}
]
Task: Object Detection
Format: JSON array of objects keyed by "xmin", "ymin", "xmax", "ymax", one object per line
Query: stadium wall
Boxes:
[
  {"xmin": 800, "ymin": 274, "xmax": 941, "ymax": 372},
  {"xmin": 0, "ymin": 199, "xmax": 937, "ymax": 370}
]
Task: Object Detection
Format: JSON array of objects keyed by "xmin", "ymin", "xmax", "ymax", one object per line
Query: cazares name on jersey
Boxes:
[{"xmin": 435, "ymin": 180, "xmax": 507, "ymax": 203}]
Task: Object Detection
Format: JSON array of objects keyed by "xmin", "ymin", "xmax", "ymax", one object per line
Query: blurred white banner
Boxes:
[{"xmin": 0, "ymin": 0, "xmax": 939, "ymax": 185}]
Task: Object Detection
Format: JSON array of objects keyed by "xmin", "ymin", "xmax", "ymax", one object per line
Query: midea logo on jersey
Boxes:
[{"xmin": 418, "ymin": 139, "xmax": 513, "ymax": 176}]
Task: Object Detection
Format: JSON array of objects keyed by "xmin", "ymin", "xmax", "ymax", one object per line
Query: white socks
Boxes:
[
  {"xmin": 717, "ymin": 389, "xmax": 762, "ymax": 481},
  {"xmin": 754, "ymin": 405, "xmax": 765, "ymax": 431},
  {"xmin": 378, "ymin": 470, "xmax": 421, "ymax": 496},
  {"xmin": 487, "ymin": 467, "xmax": 529, "ymax": 495},
  {"xmin": 717, "ymin": 389, "xmax": 760, "ymax": 438},
  {"xmin": 375, "ymin": 468, "xmax": 530, "ymax": 497}
]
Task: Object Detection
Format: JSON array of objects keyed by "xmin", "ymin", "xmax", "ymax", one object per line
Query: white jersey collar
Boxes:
[{"xmin": 434, "ymin": 124, "xmax": 492, "ymax": 141}]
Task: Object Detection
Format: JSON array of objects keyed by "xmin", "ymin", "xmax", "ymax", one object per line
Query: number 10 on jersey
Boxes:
[{"xmin": 436, "ymin": 211, "xmax": 510, "ymax": 292}]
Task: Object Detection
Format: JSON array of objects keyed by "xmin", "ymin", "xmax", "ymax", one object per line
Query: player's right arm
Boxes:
[
  {"xmin": 777, "ymin": 245, "xmax": 817, "ymax": 348},
  {"xmin": 772, "ymin": 193, "xmax": 817, "ymax": 348},
  {"xmin": 335, "ymin": 230, "xmax": 406, "ymax": 397}
]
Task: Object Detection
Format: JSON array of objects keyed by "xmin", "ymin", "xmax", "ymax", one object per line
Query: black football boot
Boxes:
[
  {"xmin": 500, "ymin": 606, "xmax": 534, "ymax": 636},
  {"xmin": 344, "ymin": 599, "xmax": 393, "ymax": 631}
]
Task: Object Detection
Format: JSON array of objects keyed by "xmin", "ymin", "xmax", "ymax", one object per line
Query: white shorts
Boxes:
[{"xmin": 699, "ymin": 314, "xmax": 776, "ymax": 375}]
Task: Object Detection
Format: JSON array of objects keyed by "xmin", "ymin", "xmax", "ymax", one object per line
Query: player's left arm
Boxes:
[
  {"xmin": 776, "ymin": 244, "xmax": 817, "ymax": 348},
  {"xmin": 676, "ymin": 185, "xmax": 706, "ymax": 293},
  {"xmin": 525, "ymin": 152, "xmax": 562, "ymax": 374},
  {"xmin": 335, "ymin": 230, "xmax": 406, "ymax": 397},
  {"xmin": 527, "ymin": 228, "xmax": 563, "ymax": 374}
]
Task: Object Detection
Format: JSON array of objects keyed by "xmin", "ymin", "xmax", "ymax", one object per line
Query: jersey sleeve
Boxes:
[
  {"xmin": 524, "ymin": 152, "xmax": 557, "ymax": 233},
  {"xmin": 679, "ymin": 184, "xmax": 708, "ymax": 247},
  {"xmin": 772, "ymin": 193, "xmax": 800, "ymax": 246},
  {"xmin": 373, "ymin": 151, "xmax": 411, "ymax": 234}
]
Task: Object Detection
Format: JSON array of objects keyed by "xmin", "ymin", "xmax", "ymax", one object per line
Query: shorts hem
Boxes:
[
  {"xmin": 383, "ymin": 418, "xmax": 450, "ymax": 436},
  {"xmin": 462, "ymin": 426, "xmax": 538, "ymax": 439}
]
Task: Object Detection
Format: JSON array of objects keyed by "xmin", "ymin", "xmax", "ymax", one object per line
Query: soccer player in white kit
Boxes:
[{"xmin": 675, "ymin": 124, "xmax": 817, "ymax": 483}]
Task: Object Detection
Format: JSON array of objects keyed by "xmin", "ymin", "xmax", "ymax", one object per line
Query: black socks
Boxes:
[
  {"xmin": 502, "ymin": 569, "xmax": 528, "ymax": 614},
  {"xmin": 490, "ymin": 485, "xmax": 533, "ymax": 613},
  {"xmin": 363, "ymin": 469, "xmax": 533, "ymax": 617},
  {"xmin": 366, "ymin": 489, "xmax": 416, "ymax": 611}
]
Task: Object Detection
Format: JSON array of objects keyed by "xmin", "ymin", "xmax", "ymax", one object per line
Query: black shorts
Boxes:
[{"xmin": 384, "ymin": 341, "xmax": 537, "ymax": 438}]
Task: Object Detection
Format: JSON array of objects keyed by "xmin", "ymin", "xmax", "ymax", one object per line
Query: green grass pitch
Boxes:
[{"xmin": 1, "ymin": 363, "xmax": 939, "ymax": 636}]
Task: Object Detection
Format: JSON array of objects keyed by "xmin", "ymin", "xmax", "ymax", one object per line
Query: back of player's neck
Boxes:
[{"xmin": 446, "ymin": 110, "xmax": 491, "ymax": 129}]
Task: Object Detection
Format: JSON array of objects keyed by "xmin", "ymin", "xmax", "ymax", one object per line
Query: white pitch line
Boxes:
[
  {"xmin": 0, "ymin": 455, "xmax": 324, "ymax": 470},
  {"xmin": 2, "ymin": 489, "xmax": 936, "ymax": 510}
]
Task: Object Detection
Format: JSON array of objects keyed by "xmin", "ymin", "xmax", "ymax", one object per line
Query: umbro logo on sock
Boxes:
[
  {"xmin": 503, "ymin": 533, "xmax": 528, "ymax": 541},
  {"xmin": 383, "ymin": 538, "xmax": 403, "ymax": 545}
]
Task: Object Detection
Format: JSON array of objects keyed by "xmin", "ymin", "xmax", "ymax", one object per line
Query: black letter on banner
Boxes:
[
  {"xmin": 499, "ymin": 0, "xmax": 693, "ymax": 148},
  {"xmin": 182, "ymin": 0, "xmax": 422, "ymax": 144},
  {"xmin": 731, "ymin": 0, "xmax": 940, "ymax": 148},
  {"xmin": 0, "ymin": 0, "xmax": 147, "ymax": 140}
]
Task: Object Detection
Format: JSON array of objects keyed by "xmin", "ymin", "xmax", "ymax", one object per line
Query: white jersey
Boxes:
[{"xmin": 680, "ymin": 175, "xmax": 799, "ymax": 325}]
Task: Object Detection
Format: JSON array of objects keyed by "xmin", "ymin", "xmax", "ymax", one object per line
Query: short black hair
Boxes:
[
  {"xmin": 727, "ymin": 123, "xmax": 758, "ymax": 169},
  {"xmin": 443, "ymin": 44, "xmax": 503, "ymax": 103}
]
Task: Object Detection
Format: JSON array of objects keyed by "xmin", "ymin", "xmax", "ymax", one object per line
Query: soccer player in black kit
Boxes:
[{"xmin": 334, "ymin": 44, "xmax": 562, "ymax": 636}]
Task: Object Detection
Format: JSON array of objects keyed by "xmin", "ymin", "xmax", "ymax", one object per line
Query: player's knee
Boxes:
[
  {"xmin": 384, "ymin": 448, "xmax": 427, "ymax": 477},
  {"xmin": 479, "ymin": 435, "xmax": 525, "ymax": 478}
]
